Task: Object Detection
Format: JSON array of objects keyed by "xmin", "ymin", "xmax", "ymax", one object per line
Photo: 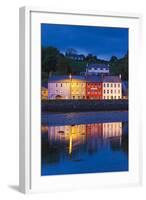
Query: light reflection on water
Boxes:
[{"xmin": 41, "ymin": 121, "xmax": 128, "ymax": 176}]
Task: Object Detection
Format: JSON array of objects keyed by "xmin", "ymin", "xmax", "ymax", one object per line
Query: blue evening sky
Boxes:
[{"xmin": 41, "ymin": 23, "xmax": 128, "ymax": 61}]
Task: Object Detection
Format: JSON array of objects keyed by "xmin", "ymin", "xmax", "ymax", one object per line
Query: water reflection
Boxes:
[{"xmin": 41, "ymin": 120, "xmax": 128, "ymax": 175}]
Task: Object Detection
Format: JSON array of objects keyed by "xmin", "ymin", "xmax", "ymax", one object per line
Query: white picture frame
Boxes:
[{"xmin": 19, "ymin": 6, "xmax": 143, "ymax": 194}]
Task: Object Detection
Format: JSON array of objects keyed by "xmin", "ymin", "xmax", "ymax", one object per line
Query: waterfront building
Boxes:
[
  {"xmin": 48, "ymin": 76, "xmax": 86, "ymax": 100},
  {"xmin": 41, "ymin": 87, "xmax": 48, "ymax": 100},
  {"xmin": 70, "ymin": 76, "xmax": 86, "ymax": 99},
  {"xmin": 86, "ymin": 76, "xmax": 102, "ymax": 99},
  {"xmin": 48, "ymin": 76, "xmax": 70, "ymax": 99},
  {"xmin": 102, "ymin": 76, "xmax": 122, "ymax": 100},
  {"xmin": 86, "ymin": 63, "xmax": 110, "ymax": 75}
]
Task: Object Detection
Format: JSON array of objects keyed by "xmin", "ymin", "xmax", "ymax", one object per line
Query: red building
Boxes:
[{"xmin": 86, "ymin": 76, "xmax": 102, "ymax": 99}]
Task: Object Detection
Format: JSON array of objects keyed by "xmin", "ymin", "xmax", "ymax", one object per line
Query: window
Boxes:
[
  {"xmin": 114, "ymin": 83, "xmax": 116, "ymax": 87},
  {"xmin": 118, "ymin": 90, "xmax": 120, "ymax": 93},
  {"xmin": 107, "ymin": 83, "xmax": 109, "ymax": 87},
  {"xmin": 78, "ymin": 96, "xmax": 80, "ymax": 99},
  {"xmin": 73, "ymin": 96, "xmax": 75, "ymax": 99},
  {"xmin": 61, "ymin": 83, "xmax": 62, "ymax": 87},
  {"xmin": 118, "ymin": 83, "xmax": 120, "ymax": 87},
  {"xmin": 111, "ymin": 96, "xmax": 113, "ymax": 99},
  {"xmin": 111, "ymin": 90, "xmax": 113, "ymax": 93},
  {"xmin": 56, "ymin": 83, "xmax": 58, "ymax": 87},
  {"xmin": 107, "ymin": 90, "xmax": 109, "ymax": 94},
  {"xmin": 104, "ymin": 83, "xmax": 106, "ymax": 87},
  {"xmin": 107, "ymin": 96, "xmax": 109, "ymax": 99},
  {"xmin": 114, "ymin": 96, "xmax": 116, "ymax": 99},
  {"xmin": 118, "ymin": 96, "xmax": 120, "ymax": 99},
  {"xmin": 114, "ymin": 90, "xmax": 116, "ymax": 93}
]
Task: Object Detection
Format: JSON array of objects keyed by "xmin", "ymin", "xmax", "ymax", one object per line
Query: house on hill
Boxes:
[{"xmin": 86, "ymin": 63, "xmax": 110, "ymax": 76}]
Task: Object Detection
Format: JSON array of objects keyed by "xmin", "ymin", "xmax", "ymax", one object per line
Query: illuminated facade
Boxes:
[
  {"xmin": 86, "ymin": 63, "xmax": 109, "ymax": 75},
  {"xmin": 48, "ymin": 76, "xmax": 70, "ymax": 99},
  {"xmin": 48, "ymin": 75, "xmax": 122, "ymax": 100},
  {"xmin": 102, "ymin": 76, "xmax": 122, "ymax": 100},
  {"xmin": 48, "ymin": 76, "xmax": 86, "ymax": 100},
  {"xmin": 70, "ymin": 76, "xmax": 86, "ymax": 99},
  {"xmin": 86, "ymin": 76, "xmax": 102, "ymax": 99},
  {"xmin": 41, "ymin": 87, "xmax": 48, "ymax": 100}
]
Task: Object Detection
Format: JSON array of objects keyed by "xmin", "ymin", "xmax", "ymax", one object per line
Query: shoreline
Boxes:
[{"xmin": 42, "ymin": 99, "xmax": 128, "ymax": 113}]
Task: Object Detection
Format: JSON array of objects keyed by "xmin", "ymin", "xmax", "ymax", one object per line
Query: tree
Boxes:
[
  {"xmin": 85, "ymin": 54, "xmax": 97, "ymax": 63},
  {"xmin": 65, "ymin": 48, "xmax": 77, "ymax": 56},
  {"xmin": 41, "ymin": 47, "xmax": 60, "ymax": 75}
]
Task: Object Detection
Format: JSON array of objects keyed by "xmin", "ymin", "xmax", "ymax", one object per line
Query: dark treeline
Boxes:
[{"xmin": 41, "ymin": 47, "xmax": 128, "ymax": 82}]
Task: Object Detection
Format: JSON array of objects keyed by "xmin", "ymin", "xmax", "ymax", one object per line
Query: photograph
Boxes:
[{"xmin": 41, "ymin": 23, "xmax": 129, "ymax": 176}]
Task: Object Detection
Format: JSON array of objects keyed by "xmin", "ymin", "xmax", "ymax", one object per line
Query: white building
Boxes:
[
  {"xmin": 86, "ymin": 63, "xmax": 110, "ymax": 75},
  {"xmin": 102, "ymin": 76, "xmax": 122, "ymax": 100},
  {"xmin": 48, "ymin": 76, "xmax": 86, "ymax": 100},
  {"xmin": 48, "ymin": 76, "xmax": 71, "ymax": 99}
]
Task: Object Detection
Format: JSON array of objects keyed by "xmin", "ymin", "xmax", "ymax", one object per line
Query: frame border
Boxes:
[{"xmin": 19, "ymin": 6, "xmax": 143, "ymax": 194}]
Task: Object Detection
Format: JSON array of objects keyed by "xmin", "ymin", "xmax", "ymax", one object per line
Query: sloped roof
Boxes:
[
  {"xmin": 103, "ymin": 76, "xmax": 121, "ymax": 83},
  {"xmin": 86, "ymin": 63, "xmax": 109, "ymax": 69},
  {"xmin": 86, "ymin": 75, "xmax": 102, "ymax": 83},
  {"xmin": 48, "ymin": 75, "xmax": 86, "ymax": 83}
]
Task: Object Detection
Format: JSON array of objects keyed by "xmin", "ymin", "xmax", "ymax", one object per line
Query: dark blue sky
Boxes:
[{"xmin": 41, "ymin": 23, "xmax": 128, "ymax": 61}]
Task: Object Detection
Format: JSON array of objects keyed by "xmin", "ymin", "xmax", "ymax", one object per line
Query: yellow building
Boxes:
[
  {"xmin": 70, "ymin": 76, "xmax": 86, "ymax": 99},
  {"xmin": 41, "ymin": 87, "xmax": 48, "ymax": 100},
  {"xmin": 48, "ymin": 76, "xmax": 86, "ymax": 99}
]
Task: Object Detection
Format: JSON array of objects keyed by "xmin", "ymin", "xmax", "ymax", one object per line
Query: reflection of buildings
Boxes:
[{"xmin": 45, "ymin": 122, "xmax": 123, "ymax": 156}]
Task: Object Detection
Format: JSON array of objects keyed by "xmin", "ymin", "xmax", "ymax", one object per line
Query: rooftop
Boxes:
[
  {"xmin": 86, "ymin": 75, "xmax": 102, "ymax": 83},
  {"xmin": 103, "ymin": 76, "xmax": 121, "ymax": 83},
  {"xmin": 86, "ymin": 63, "xmax": 109, "ymax": 69},
  {"xmin": 48, "ymin": 75, "xmax": 86, "ymax": 83}
]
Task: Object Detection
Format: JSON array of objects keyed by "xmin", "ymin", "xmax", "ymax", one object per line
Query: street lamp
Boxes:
[{"xmin": 69, "ymin": 74, "xmax": 72, "ymax": 99}]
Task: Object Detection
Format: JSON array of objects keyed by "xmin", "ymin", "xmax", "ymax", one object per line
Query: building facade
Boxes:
[
  {"xmin": 70, "ymin": 76, "xmax": 86, "ymax": 99},
  {"xmin": 41, "ymin": 87, "xmax": 48, "ymax": 100},
  {"xmin": 86, "ymin": 76, "xmax": 102, "ymax": 99},
  {"xmin": 48, "ymin": 75, "xmax": 122, "ymax": 100},
  {"xmin": 48, "ymin": 76, "xmax": 86, "ymax": 100},
  {"xmin": 48, "ymin": 76, "xmax": 70, "ymax": 99},
  {"xmin": 86, "ymin": 63, "xmax": 110, "ymax": 75},
  {"xmin": 102, "ymin": 76, "xmax": 122, "ymax": 100}
]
